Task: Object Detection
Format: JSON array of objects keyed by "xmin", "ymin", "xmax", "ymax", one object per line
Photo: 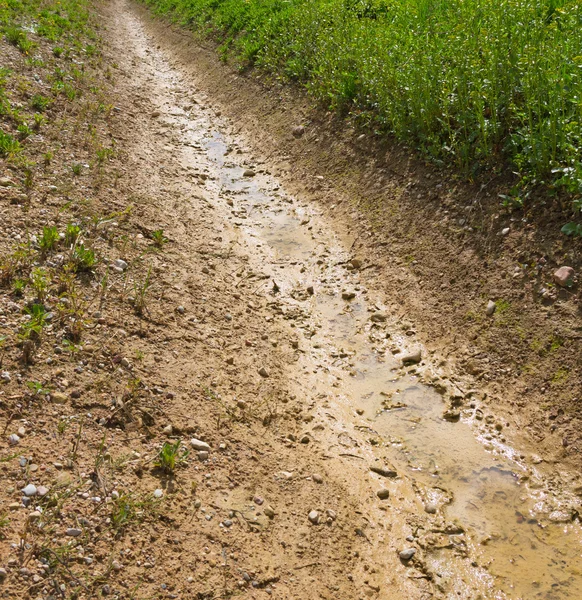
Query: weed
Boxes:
[
  {"xmin": 43, "ymin": 150, "xmax": 54, "ymax": 165},
  {"xmin": 110, "ymin": 493, "xmax": 160, "ymax": 532},
  {"xmin": 31, "ymin": 94, "xmax": 51, "ymax": 112},
  {"xmin": 551, "ymin": 367, "xmax": 569, "ymax": 386},
  {"xmin": 4, "ymin": 27, "xmax": 35, "ymax": 54},
  {"xmin": 0, "ymin": 130, "xmax": 21, "ymax": 158},
  {"xmin": 154, "ymin": 440, "xmax": 189, "ymax": 474},
  {"xmin": 27, "ymin": 380, "xmax": 51, "ymax": 395},
  {"xmin": 495, "ymin": 299, "xmax": 511, "ymax": 314},
  {"xmin": 96, "ymin": 146, "xmax": 114, "ymax": 164},
  {"xmin": 151, "ymin": 229, "xmax": 168, "ymax": 248},
  {"xmin": 20, "ymin": 303, "xmax": 47, "ymax": 344},
  {"xmin": 17, "ymin": 122, "xmax": 33, "ymax": 139},
  {"xmin": 133, "ymin": 267, "xmax": 152, "ymax": 316},
  {"xmin": 38, "ymin": 226, "xmax": 59, "ymax": 255},
  {"xmin": 72, "ymin": 244, "xmax": 96, "ymax": 271},
  {"xmin": 33, "ymin": 113, "xmax": 46, "ymax": 131},
  {"xmin": 64, "ymin": 223, "xmax": 81, "ymax": 246},
  {"xmin": 30, "ymin": 267, "xmax": 50, "ymax": 303},
  {"xmin": 12, "ymin": 278, "xmax": 26, "ymax": 296},
  {"xmin": 52, "ymin": 46, "xmax": 64, "ymax": 58},
  {"xmin": 71, "ymin": 163, "xmax": 82, "ymax": 176}
]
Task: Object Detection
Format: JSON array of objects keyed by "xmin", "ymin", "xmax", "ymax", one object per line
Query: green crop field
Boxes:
[{"xmin": 142, "ymin": 0, "xmax": 582, "ymax": 231}]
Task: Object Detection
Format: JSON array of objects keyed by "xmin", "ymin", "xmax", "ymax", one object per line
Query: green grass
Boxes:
[{"xmin": 141, "ymin": 0, "xmax": 582, "ymax": 226}]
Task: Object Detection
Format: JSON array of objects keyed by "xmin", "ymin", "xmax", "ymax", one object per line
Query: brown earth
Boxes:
[{"xmin": 1, "ymin": 0, "xmax": 581, "ymax": 599}]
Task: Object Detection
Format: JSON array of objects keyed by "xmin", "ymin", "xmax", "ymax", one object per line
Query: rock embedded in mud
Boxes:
[
  {"xmin": 371, "ymin": 312, "xmax": 387, "ymax": 323},
  {"xmin": 190, "ymin": 438, "xmax": 211, "ymax": 452},
  {"xmin": 401, "ymin": 349, "xmax": 422, "ymax": 365},
  {"xmin": 442, "ymin": 409, "xmax": 460, "ymax": 422},
  {"xmin": 243, "ymin": 169, "xmax": 256, "ymax": 177},
  {"xmin": 370, "ymin": 466, "xmax": 397, "ymax": 478},
  {"xmin": 350, "ymin": 258, "xmax": 362, "ymax": 269},
  {"xmin": 312, "ymin": 473, "xmax": 323, "ymax": 484},
  {"xmin": 342, "ymin": 290, "xmax": 356, "ymax": 300},
  {"xmin": 486, "ymin": 300, "xmax": 496, "ymax": 316},
  {"xmin": 51, "ymin": 392, "xmax": 67, "ymax": 404},
  {"xmin": 399, "ymin": 548, "xmax": 416, "ymax": 561},
  {"xmin": 554, "ymin": 266, "xmax": 575, "ymax": 287},
  {"xmin": 292, "ymin": 125, "xmax": 305, "ymax": 138},
  {"xmin": 424, "ymin": 502, "xmax": 438, "ymax": 514},
  {"xmin": 258, "ymin": 367, "xmax": 270, "ymax": 378},
  {"xmin": 264, "ymin": 506, "xmax": 275, "ymax": 519},
  {"xmin": 308, "ymin": 510, "xmax": 320, "ymax": 524},
  {"xmin": 377, "ymin": 489, "xmax": 390, "ymax": 500}
]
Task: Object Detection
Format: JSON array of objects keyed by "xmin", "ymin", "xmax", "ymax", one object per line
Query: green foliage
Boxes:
[
  {"xmin": 20, "ymin": 303, "xmax": 47, "ymax": 341},
  {"xmin": 31, "ymin": 267, "xmax": 50, "ymax": 302},
  {"xmin": 31, "ymin": 94, "xmax": 51, "ymax": 112},
  {"xmin": 151, "ymin": 229, "xmax": 168, "ymax": 248},
  {"xmin": 154, "ymin": 440, "xmax": 189, "ymax": 473},
  {"xmin": 64, "ymin": 223, "xmax": 81, "ymax": 246},
  {"xmin": 142, "ymin": 0, "xmax": 582, "ymax": 206},
  {"xmin": 72, "ymin": 244, "xmax": 96, "ymax": 271},
  {"xmin": 0, "ymin": 129, "xmax": 21, "ymax": 158},
  {"xmin": 4, "ymin": 26, "xmax": 35, "ymax": 54},
  {"xmin": 39, "ymin": 225, "xmax": 59, "ymax": 255}
]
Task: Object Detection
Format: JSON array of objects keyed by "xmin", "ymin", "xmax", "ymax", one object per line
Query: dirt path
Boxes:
[
  {"xmin": 1, "ymin": 0, "xmax": 580, "ymax": 598},
  {"xmin": 97, "ymin": 0, "xmax": 582, "ymax": 598}
]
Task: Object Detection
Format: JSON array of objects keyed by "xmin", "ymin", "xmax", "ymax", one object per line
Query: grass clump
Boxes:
[{"xmin": 154, "ymin": 439, "xmax": 189, "ymax": 473}]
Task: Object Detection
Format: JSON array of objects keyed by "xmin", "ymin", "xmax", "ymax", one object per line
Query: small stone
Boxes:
[
  {"xmin": 443, "ymin": 409, "xmax": 461, "ymax": 422},
  {"xmin": 8, "ymin": 434, "xmax": 20, "ymax": 446},
  {"xmin": 176, "ymin": 305, "xmax": 185, "ymax": 314},
  {"xmin": 66, "ymin": 528, "xmax": 82, "ymax": 537},
  {"xmin": 153, "ymin": 489, "xmax": 163, "ymax": 499},
  {"xmin": 300, "ymin": 435, "xmax": 310, "ymax": 444},
  {"xmin": 264, "ymin": 506, "xmax": 275, "ymax": 519},
  {"xmin": 28, "ymin": 511, "xmax": 42, "ymax": 522},
  {"xmin": 399, "ymin": 548, "xmax": 416, "ymax": 561},
  {"xmin": 312, "ymin": 474, "xmax": 323, "ymax": 484},
  {"xmin": 1, "ymin": 371, "xmax": 11, "ymax": 382},
  {"xmin": 292, "ymin": 126, "xmax": 305, "ymax": 138},
  {"xmin": 51, "ymin": 392, "xmax": 68, "ymax": 404},
  {"xmin": 223, "ymin": 519, "xmax": 233, "ymax": 528},
  {"xmin": 401, "ymin": 349, "xmax": 422, "ymax": 365},
  {"xmin": 36, "ymin": 486, "xmax": 49, "ymax": 497},
  {"xmin": 198, "ymin": 451, "xmax": 209, "ymax": 461},
  {"xmin": 350, "ymin": 258, "xmax": 362, "ymax": 269},
  {"xmin": 486, "ymin": 300, "xmax": 496, "ymax": 316},
  {"xmin": 370, "ymin": 466, "xmax": 397, "ymax": 478},
  {"xmin": 113, "ymin": 258, "xmax": 128, "ymax": 271},
  {"xmin": 226, "ymin": 357, "xmax": 234, "ymax": 365},
  {"xmin": 554, "ymin": 266, "xmax": 575, "ymax": 287},
  {"xmin": 258, "ymin": 367, "xmax": 270, "ymax": 378},
  {"xmin": 190, "ymin": 438, "xmax": 210, "ymax": 452},
  {"xmin": 424, "ymin": 503, "xmax": 438, "ymax": 514},
  {"xmin": 501, "ymin": 227, "xmax": 510, "ymax": 236},
  {"xmin": 163, "ymin": 424, "xmax": 173, "ymax": 435},
  {"xmin": 0, "ymin": 568, "xmax": 7, "ymax": 580},
  {"xmin": 342, "ymin": 290, "xmax": 356, "ymax": 300},
  {"xmin": 22, "ymin": 484, "xmax": 37, "ymax": 497},
  {"xmin": 306, "ymin": 285, "xmax": 314, "ymax": 295},
  {"xmin": 371, "ymin": 312, "xmax": 387, "ymax": 323},
  {"xmin": 243, "ymin": 169, "xmax": 256, "ymax": 177},
  {"xmin": 377, "ymin": 489, "xmax": 390, "ymax": 500},
  {"xmin": 308, "ymin": 510, "xmax": 319, "ymax": 524},
  {"xmin": 326, "ymin": 509, "xmax": 337, "ymax": 521}
]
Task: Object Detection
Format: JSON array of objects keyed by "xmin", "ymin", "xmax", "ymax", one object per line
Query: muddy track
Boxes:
[{"xmin": 23, "ymin": 0, "xmax": 578, "ymax": 597}]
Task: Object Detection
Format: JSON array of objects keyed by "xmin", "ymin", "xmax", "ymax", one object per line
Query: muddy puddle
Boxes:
[{"xmin": 148, "ymin": 46, "xmax": 582, "ymax": 600}]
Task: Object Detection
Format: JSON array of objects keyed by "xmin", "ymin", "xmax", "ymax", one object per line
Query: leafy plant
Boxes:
[
  {"xmin": 31, "ymin": 267, "xmax": 50, "ymax": 303},
  {"xmin": 20, "ymin": 304, "xmax": 47, "ymax": 342},
  {"xmin": 151, "ymin": 229, "xmax": 168, "ymax": 248},
  {"xmin": 27, "ymin": 380, "xmax": 51, "ymax": 395},
  {"xmin": 0, "ymin": 130, "xmax": 21, "ymax": 158},
  {"xmin": 12, "ymin": 278, "xmax": 26, "ymax": 296},
  {"xmin": 154, "ymin": 440, "xmax": 189, "ymax": 474},
  {"xmin": 72, "ymin": 244, "xmax": 96, "ymax": 271},
  {"xmin": 38, "ymin": 226, "xmax": 59, "ymax": 255},
  {"xmin": 64, "ymin": 223, "xmax": 81, "ymax": 246},
  {"xmin": 561, "ymin": 222, "xmax": 582, "ymax": 238},
  {"xmin": 31, "ymin": 94, "xmax": 51, "ymax": 112},
  {"xmin": 71, "ymin": 163, "xmax": 82, "ymax": 176}
]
